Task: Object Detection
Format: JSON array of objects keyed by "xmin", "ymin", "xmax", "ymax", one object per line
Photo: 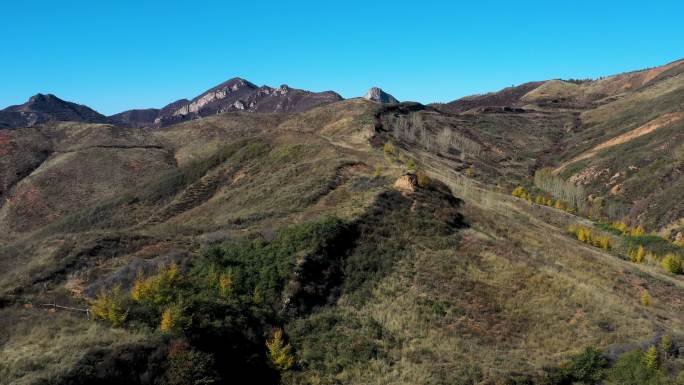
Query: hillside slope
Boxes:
[{"xmin": 1, "ymin": 60, "xmax": 684, "ymax": 385}]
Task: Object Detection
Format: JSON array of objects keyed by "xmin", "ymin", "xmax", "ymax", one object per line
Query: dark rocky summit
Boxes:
[{"xmin": 0, "ymin": 93, "xmax": 108, "ymax": 128}]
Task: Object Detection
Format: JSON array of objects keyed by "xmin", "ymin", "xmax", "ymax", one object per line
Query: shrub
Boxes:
[
  {"xmin": 266, "ymin": 328, "xmax": 294, "ymax": 371},
  {"xmin": 417, "ymin": 172, "xmax": 430, "ymax": 188},
  {"xmin": 373, "ymin": 165, "xmax": 382, "ymax": 179},
  {"xmin": 90, "ymin": 285, "xmax": 128, "ymax": 327},
  {"xmin": 166, "ymin": 344, "xmax": 219, "ymax": 385},
  {"xmin": 608, "ymin": 349, "xmax": 666, "ymax": 385},
  {"xmin": 406, "ymin": 159, "xmax": 417, "ymax": 172},
  {"xmin": 612, "ymin": 221, "xmax": 628, "ymax": 234},
  {"xmin": 567, "ymin": 346, "xmax": 608, "ymax": 384},
  {"xmin": 661, "ymin": 253, "xmax": 683, "ymax": 274},
  {"xmin": 383, "ymin": 142, "xmax": 395, "ymax": 156},
  {"xmin": 661, "ymin": 335, "xmax": 674, "ymax": 357},
  {"xmin": 640, "ymin": 290, "xmax": 651, "ymax": 306}
]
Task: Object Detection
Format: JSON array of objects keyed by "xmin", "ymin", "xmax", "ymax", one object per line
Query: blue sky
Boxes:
[{"xmin": 1, "ymin": 0, "xmax": 683, "ymax": 115}]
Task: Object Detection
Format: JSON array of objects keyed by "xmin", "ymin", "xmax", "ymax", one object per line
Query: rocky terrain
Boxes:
[{"xmin": 109, "ymin": 78, "xmax": 344, "ymax": 127}]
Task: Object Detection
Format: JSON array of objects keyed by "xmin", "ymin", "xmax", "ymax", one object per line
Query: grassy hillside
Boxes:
[{"xmin": 1, "ymin": 62, "xmax": 684, "ymax": 385}]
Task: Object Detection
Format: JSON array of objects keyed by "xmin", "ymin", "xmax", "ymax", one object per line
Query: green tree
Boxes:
[
  {"xmin": 166, "ymin": 346, "xmax": 219, "ymax": 385},
  {"xmin": 568, "ymin": 347, "xmax": 608, "ymax": 384}
]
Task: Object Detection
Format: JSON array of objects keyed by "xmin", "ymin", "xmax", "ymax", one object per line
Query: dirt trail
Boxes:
[{"xmin": 555, "ymin": 111, "xmax": 684, "ymax": 173}]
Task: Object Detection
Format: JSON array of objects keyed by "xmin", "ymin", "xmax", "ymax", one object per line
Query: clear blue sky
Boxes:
[{"xmin": 1, "ymin": 0, "xmax": 683, "ymax": 115}]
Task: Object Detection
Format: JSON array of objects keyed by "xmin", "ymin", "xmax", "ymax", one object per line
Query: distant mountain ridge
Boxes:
[
  {"xmin": 108, "ymin": 99, "xmax": 189, "ymax": 127},
  {"xmin": 0, "ymin": 93, "xmax": 108, "ymax": 128},
  {"xmin": 113, "ymin": 78, "xmax": 344, "ymax": 127},
  {"xmin": 1, "ymin": 79, "xmax": 344, "ymax": 129}
]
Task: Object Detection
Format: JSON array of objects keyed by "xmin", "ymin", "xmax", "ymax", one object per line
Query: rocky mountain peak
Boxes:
[{"xmin": 363, "ymin": 87, "xmax": 399, "ymax": 104}]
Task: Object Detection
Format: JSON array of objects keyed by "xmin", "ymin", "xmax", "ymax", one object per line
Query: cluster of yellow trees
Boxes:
[
  {"xmin": 610, "ymin": 220, "xmax": 684, "ymax": 248},
  {"xmin": 511, "ymin": 186, "xmax": 575, "ymax": 213},
  {"xmin": 630, "ymin": 245, "xmax": 683, "ymax": 274},
  {"xmin": 568, "ymin": 225, "xmax": 611, "ymax": 250},
  {"xmin": 91, "ymin": 264, "xmax": 193, "ymax": 332},
  {"xmin": 609, "ymin": 221, "xmax": 646, "ymax": 237}
]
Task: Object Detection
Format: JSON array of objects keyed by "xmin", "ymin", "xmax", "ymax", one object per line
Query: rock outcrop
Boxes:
[
  {"xmin": 393, "ymin": 173, "xmax": 418, "ymax": 193},
  {"xmin": 363, "ymin": 87, "xmax": 399, "ymax": 104}
]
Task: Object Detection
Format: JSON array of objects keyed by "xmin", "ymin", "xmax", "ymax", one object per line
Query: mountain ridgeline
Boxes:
[{"xmin": 1, "ymin": 60, "xmax": 684, "ymax": 385}]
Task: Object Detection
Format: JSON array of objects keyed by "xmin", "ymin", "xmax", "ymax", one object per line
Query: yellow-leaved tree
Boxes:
[
  {"xmin": 661, "ymin": 253, "xmax": 683, "ymax": 274},
  {"xmin": 218, "ymin": 272, "xmax": 234, "ymax": 298},
  {"xmin": 90, "ymin": 285, "xmax": 128, "ymax": 327},
  {"xmin": 642, "ymin": 345, "xmax": 658, "ymax": 369},
  {"xmin": 131, "ymin": 263, "xmax": 182, "ymax": 306},
  {"xmin": 266, "ymin": 328, "xmax": 295, "ymax": 371},
  {"xmin": 640, "ymin": 290, "xmax": 651, "ymax": 307},
  {"xmin": 160, "ymin": 303, "xmax": 184, "ymax": 333},
  {"xmin": 631, "ymin": 226, "xmax": 646, "ymax": 237},
  {"xmin": 631, "ymin": 246, "xmax": 646, "ymax": 263},
  {"xmin": 160, "ymin": 307, "xmax": 175, "ymax": 332},
  {"xmin": 598, "ymin": 236, "xmax": 611, "ymax": 251},
  {"xmin": 511, "ymin": 186, "xmax": 525, "ymax": 198}
]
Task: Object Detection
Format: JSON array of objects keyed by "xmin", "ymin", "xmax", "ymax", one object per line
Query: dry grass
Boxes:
[{"xmin": 0, "ymin": 307, "xmax": 145, "ymax": 385}]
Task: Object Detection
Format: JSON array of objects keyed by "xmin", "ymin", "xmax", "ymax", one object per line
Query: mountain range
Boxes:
[
  {"xmin": 1, "ymin": 59, "xmax": 683, "ymax": 385},
  {"xmin": 1, "ymin": 80, "xmax": 400, "ymax": 129}
]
